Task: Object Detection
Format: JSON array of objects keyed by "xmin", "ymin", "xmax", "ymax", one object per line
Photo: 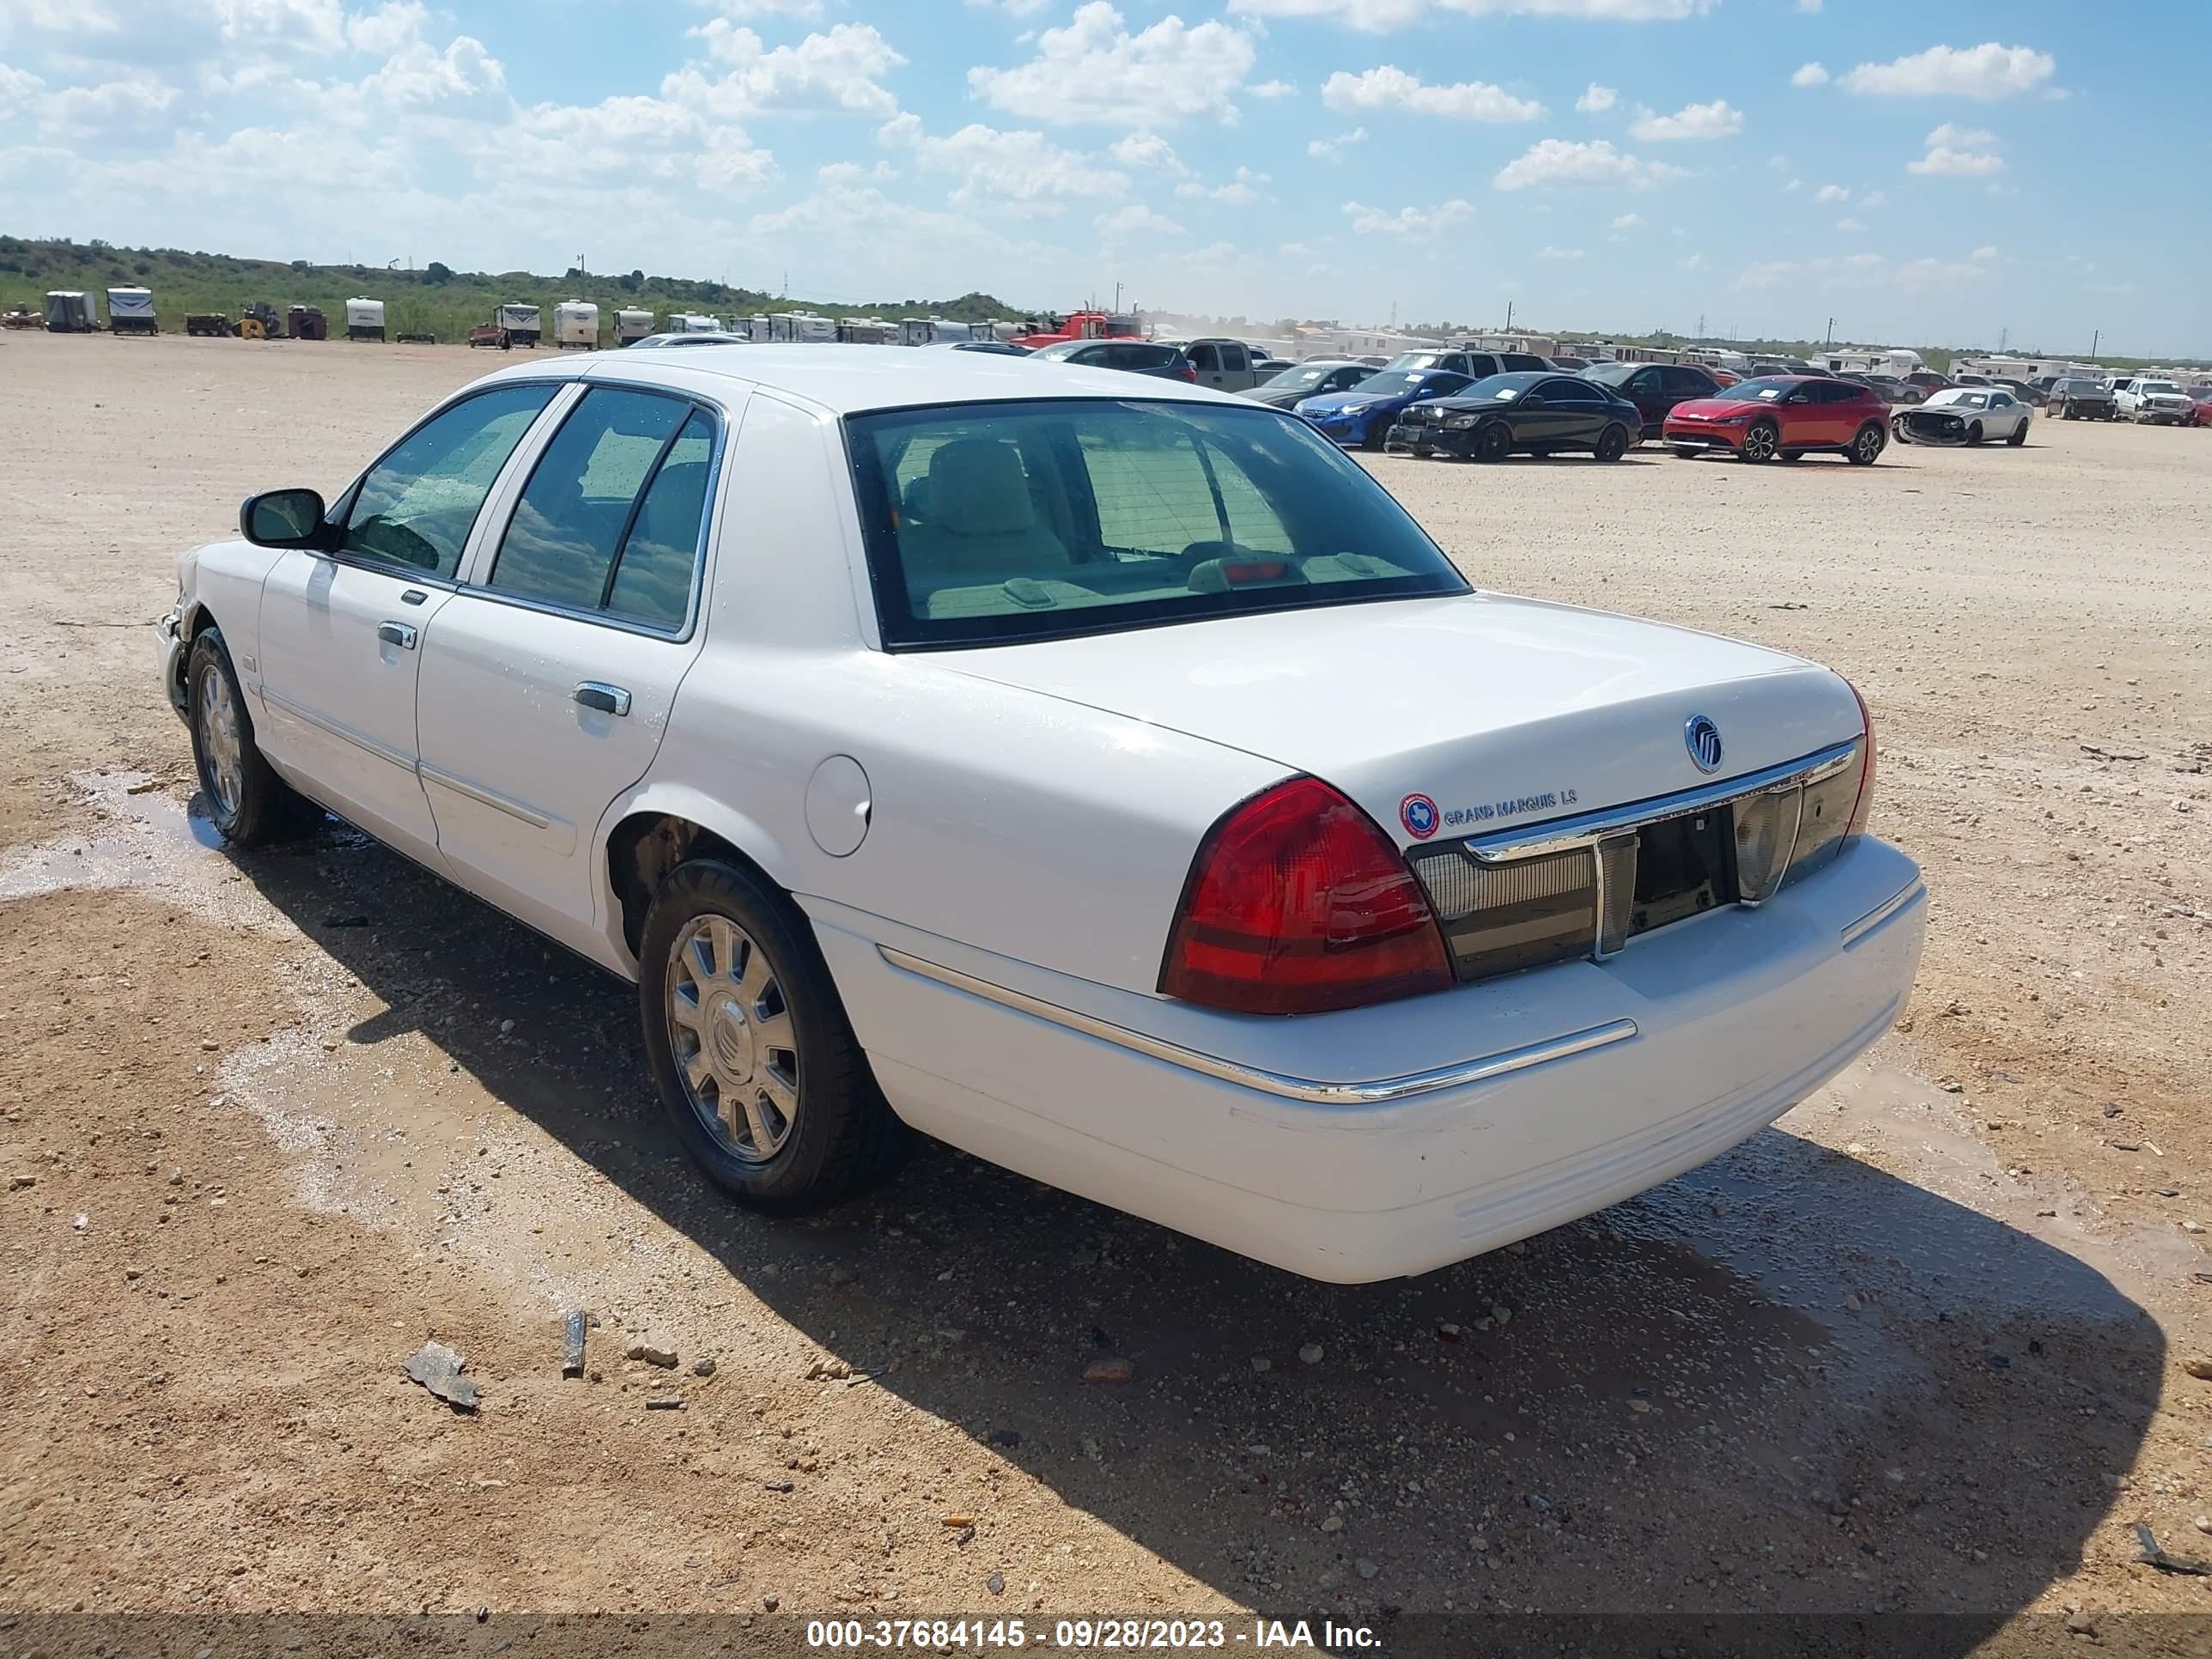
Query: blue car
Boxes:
[{"xmin": 1294, "ymin": 368, "xmax": 1477, "ymax": 449}]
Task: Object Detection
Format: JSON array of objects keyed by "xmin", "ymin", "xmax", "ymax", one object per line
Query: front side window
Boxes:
[
  {"xmin": 340, "ymin": 384, "xmax": 557, "ymax": 577},
  {"xmin": 1188, "ymin": 343, "xmax": 1220, "ymax": 371},
  {"xmin": 487, "ymin": 386, "xmax": 714, "ymax": 629},
  {"xmin": 847, "ymin": 398, "xmax": 1468, "ymax": 648}
]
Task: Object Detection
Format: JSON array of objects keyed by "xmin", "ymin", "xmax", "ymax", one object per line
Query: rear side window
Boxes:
[
  {"xmin": 1500, "ymin": 354, "xmax": 1547, "ymax": 372},
  {"xmin": 340, "ymin": 384, "xmax": 556, "ymax": 578},
  {"xmin": 846, "ymin": 398, "xmax": 1467, "ymax": 648},
  {"xmin": 487, "ymin": 386, "xmax": 714, "ymax": 629}
]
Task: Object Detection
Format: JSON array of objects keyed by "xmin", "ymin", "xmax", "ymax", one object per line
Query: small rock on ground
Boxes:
[
  {"xmin": 625, "ymin": 1336, "xmax": 678, "ymax": 1369},
  {"xmin": 1083, "ymin": 1357, "xmax": 1134, "ymax": 1382}
]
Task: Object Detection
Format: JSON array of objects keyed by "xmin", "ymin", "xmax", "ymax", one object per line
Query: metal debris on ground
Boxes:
[
  {"xmin": 2131, "ymin": 1522, "xmax": 2212, "ymax": 1576},
  {"xmin": 646, "ymin": 1395, "xmax": 684, "ymax": 1411},
  {"xmin": 561, "ymin": 1310, "xmax": 586, "ymax": 1378},
  {"xmin": 404, "ymin": 1341, "xmax": 478, "ymax": 1413}
]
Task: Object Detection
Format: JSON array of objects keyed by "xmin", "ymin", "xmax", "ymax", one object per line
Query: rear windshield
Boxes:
[{"xmin": 844, "ymin": 398, "xmax": 1468, "ymax": 649}]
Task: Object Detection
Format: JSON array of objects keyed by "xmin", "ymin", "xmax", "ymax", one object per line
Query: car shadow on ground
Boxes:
[
  {"xmin": 1380, "ymin": 454, "xmax": 1660, "ymax": 469},
  {"xmin": 226, "ymin": 811, "xmax": 2163, "ymax": 1644}
]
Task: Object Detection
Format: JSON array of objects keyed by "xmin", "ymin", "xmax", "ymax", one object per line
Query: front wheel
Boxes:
[
  {"xmin": 1847, "ymin": 422, "xmax": 1887, "ymax": 466},
  {"xmin": 639, "ymin": 858, "xmax": 909, "ymax": 1214},
  {"xmin": 1594, "ymin": 424, "xmax": 1629, "ymax": 463},
  {"xmin": 1740, "ymin": 421, "xmax": 1780, "ymax": 463},
  {"xmin": 186, "ymin": 628, "xmax": 314, "ymax": 846},
  {"xmin": 1474, "ymin": 422, "xmax": 1512, "ymax": 463},
  {"xmin": 1966, "ymin": 422, "xmax": 1984, "ymax": 446}
]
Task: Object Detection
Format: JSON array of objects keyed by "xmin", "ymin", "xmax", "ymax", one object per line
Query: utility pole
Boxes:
[
  {"xmin": 1826, "ymin": 316, "xmax": 1834, "ymax": 346},
  {"xmin": 1696, "ymin": 313, "xmax": 1705, "ymax": 339},
  {"xmin": 1505, "ymin": 299, "xmax": 1514, "ymax": 332},
  {"xmin": 2090, "ymin": 327, "xmax": 2100, "ymax": 360},
  {"xmin": 1998, "ymin": 325, "xmax": 2008, "ymax": 353}
]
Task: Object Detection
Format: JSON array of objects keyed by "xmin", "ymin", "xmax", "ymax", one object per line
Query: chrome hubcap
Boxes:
[
  {"xmin": 198, "ymin": 669, "xmax": 245, "ymax": 817},
  {"xmin": 666, "ymin": 915, "xmax": 799, "ymax": 1163}
]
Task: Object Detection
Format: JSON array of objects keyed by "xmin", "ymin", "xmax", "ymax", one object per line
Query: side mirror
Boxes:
[{"xmin": 240, "ymin": 489, "xmax": 331, "ymax": 550}]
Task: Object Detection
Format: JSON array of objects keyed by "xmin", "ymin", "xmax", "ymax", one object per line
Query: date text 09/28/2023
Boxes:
[{"xmin": 802, "ymin": 1617, "xmax": 1382, "ymax": 1649}]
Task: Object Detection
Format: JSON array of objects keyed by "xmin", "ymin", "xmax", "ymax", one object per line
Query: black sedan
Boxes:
[
  {"xmin": 1386, "ymin": 372, "xmax": 1640, "ymax": 462},
  {"xmin": 1577, "ymin": 360, "xmax": 1722, "ymax": 441}
]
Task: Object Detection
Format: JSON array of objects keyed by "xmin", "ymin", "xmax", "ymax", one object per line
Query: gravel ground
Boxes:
[{"xmin": 1, "ymin": 334, "xmax": 2208, "ymax": 1648}]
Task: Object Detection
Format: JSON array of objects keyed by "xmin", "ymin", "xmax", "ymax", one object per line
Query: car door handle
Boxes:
[
  {"xmin": 378, "ymin": 621, "xmax": 417, "ymax": 650},
  {"xmin": 574, "ymin": 682, "xmax": 631, "ymax": 717}
]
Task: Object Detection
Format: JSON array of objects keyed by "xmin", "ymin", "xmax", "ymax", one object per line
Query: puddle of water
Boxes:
[{"xmin": 0, "ymin": 770, "xmax": 243, "ymax": 911}]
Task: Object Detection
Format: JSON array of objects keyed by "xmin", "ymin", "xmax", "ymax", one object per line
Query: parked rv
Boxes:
[
  {"xmin": 44, "ymin": 290, "xmax": 97, "ymax": 332},
  {"xmin": 554, "ymin": 301, "xmax": 600, "ymax": 350},
  {"xmin": 106, "ymin": 287, "xmax": 157, "ymax": 335},
  {"xmin": 614, "ymin": 308, "xmax": 655, "ymax": 346},
  {"xmin": 497, "ymin": 303, "xmax": 541, "ymax": 347},
  {"xmin": 344, "ymin": 298, "xmax": 386, "ymax": 342}
]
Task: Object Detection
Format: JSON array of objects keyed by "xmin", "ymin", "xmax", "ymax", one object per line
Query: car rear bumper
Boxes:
[{"xmin": 805, "ymin": 838, "xmax": 1927, "ymax": 1283}]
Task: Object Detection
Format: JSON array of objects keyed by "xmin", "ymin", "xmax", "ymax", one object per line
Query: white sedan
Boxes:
[
  {"xmin": 156, "ymin": 347, "xmax": 1926, "ymax": 1282},
  {"xmin": 1895, "ymin": 386, "xmax": 2032, "ymax": 446}
]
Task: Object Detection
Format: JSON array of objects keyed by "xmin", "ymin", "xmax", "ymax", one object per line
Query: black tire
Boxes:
[
  {"xmin": 1778, "ymin": 450, "xmax": 1805, "ymax": 463},
  {"xmin": 1594, "ymin": 424, "xmax": 1629, "ymax": 463},
  {"xmin": 1361, "ymin": 422, "xmax": 1385, "ymax": 453},
  {"xmin": 185, "ymin": 627, "xmax": 314, "ymax": 846},
  {"xmin": 638, "ymin": 857, "xmax": 910, "ymax": 1215},
  {"xmin": 1670, "ymin": 445, "xmax": 1699, "ymax": 459},
  {"xmin": 1740, "ymin": 420, "xmax": 1780, "ymax": 463},
  {"xmin": 1847, "ymin": 422, "xmax": 1886, "ymax": 466},
  {"xmin": 2006, "ymin": 419, "xmax": 2028, "ymax": 447},
  {"xmin": 1966, "ymin": 422, "xmax": 1984, "ymax": 446},
  {"xmin": 1474, "ymin": 422, "xmax": 1512, "ymax": 463}
]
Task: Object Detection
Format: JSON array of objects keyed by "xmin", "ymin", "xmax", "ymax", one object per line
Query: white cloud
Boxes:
[
  {"xmin": 1814, "ymin": 183, "xmax": 1849, "ymax": 202},
  {"xmin": 1972, "ymin": 244, "xmax": 1998, "ymax": 261},
  {"xmin": 1680, "ymin": 252, "xmax": 1705, "ymax": 271},
  {"xmin": 968, "ymin": 3, "xmax": 1255, "ymax": 128},
  {"xmin": 1176, "ymin": 165, "xmax": 1271, "ymax": 205},
  {"xmin": 362, "ymin": 32, "xmax": 507, "ymax": 117},
  {"xmin": 702, "ymin": 0, "xmax": 830, "ymax": 16},
  {"xmin": 1790, "ymin": 62, "xmax": 1828, "ymax": 87},
  {"xmin": 1835, "ymin": 216, "xmax": 1865, "ymax": 232},
  {"xmin": 966, "ymin": 0, "xmax": 1053, "ymax": 14},
  {"xmin": 1230, "ymin": 0, "xmax": 1718, "ymax": 27},
  {"xmin": 1576, "ymin": 82, "xmax": 1616, "ymax": 112},
  {"xmin": 1784, "ymin": 177, "xmax": 1801, "ymax": 191},
  {"xmin": 1734, "ymin": 260, "xmax": 1801, "ymax": 291},
  {"xmin": 1796, "ymin": 0, "xmax": 1822, "ymax": 11},
  {"xmin": 1841, "ymin": 42, "xmax": 2056, "ymax": 100},
  {"xmin": 1907, "ymin": 122, "xmax": 2004, "ymax": 176},
  {"xmin": 1538, "ymin": 245, "xmax": 1583, "ymax": 259},
  {"xmin": 1341, "ymin": 197, "xmax": 1473, "ymax": 234},
  {"xmin": 1859, "ymin": 188, "xmax": 1887, "ymax": 207},
  {"xmin": 1308, "ymin": 126, "xmax": 1368, "ymax": 160},
  {"xmin": 1109, "ymin": 131, "xmax": 1188, "ymax": 173},
  {"xmin": 1096, "ymin": 202, "xmax": 1185, "ymax": 239},
  {"xmin": 677, "ymin": 22, "xmax": 905, "ymax": 116},
  {"xmin": 1894, "ymin": 256, "xmax": 1989, "ymax": 288},
  {"xmin": 1627, "ymin": 98, "xmax": 1741, "ymax": 141},
  {"xmin": 879, "ymin": 116, "xmax": 1125, "ymax": 209},
  {"xmin": 1249, "ymin": 78, "xmax": 1296, "ymax": 98},
  {"xmin": 1610, "ymin": 211, "xmax": 1644, "ymax": 228},
  {"xmin": 1492, "ymin": 137, "xmax": 1686, "ymax": 190},
  {"xmin": 1321, "ymin": 65, "xmax": 1543, "ymax": 122}
]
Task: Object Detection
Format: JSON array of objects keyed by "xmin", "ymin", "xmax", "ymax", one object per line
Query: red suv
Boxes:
[{"xmin": 1662, "ymin": 375, "xmax": 1890, "ymax": 465}]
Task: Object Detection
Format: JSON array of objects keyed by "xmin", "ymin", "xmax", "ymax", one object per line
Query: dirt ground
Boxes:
[{"xmin": 1, "ymin": 333, "xmax": 2208, "ymax": 1650}]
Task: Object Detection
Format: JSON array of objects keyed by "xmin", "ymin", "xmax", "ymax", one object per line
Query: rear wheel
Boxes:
[
  {"xmin": 1847, "ymin": 422, "xmax": 1886, "ymax": 466},
  {"xmin": 1740, "ymin": 420, "xmax": 1780, "ymax": 463},
  {"xmin": 186, "ymin": 628, "xmax": 314, "ymax": 846},
  {"xmin": 1474, "ymin": 422, "xmax": 1512, "ymax": 463},
  {"xmin": 1594, "ymin": 424, "xmax": 1629, "ymax": 463},
  {"xmin": 639, "ymin": 858, "xmax": 909, "ymax": 1214}
]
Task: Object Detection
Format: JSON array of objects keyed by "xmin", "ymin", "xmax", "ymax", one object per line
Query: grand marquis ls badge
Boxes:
[{"xmin": 1684, "ymin": 714, "xmax": 1723, "ymax": 774}]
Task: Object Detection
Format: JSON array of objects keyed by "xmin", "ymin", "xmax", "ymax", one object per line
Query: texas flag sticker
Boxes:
[{"xmin": 1400, "ymin": 793, "xmax": 1439, "ymax": 840}]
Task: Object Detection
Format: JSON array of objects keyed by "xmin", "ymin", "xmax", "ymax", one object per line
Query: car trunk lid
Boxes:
[{"xmin": 936, "ymin": 593, "xmax": 1860, "ymax": 848}]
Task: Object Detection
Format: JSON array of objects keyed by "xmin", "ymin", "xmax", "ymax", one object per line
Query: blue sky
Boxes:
[{"xmin": 3, "ymin": 1, "xmax": 2205, "ymax": 354}]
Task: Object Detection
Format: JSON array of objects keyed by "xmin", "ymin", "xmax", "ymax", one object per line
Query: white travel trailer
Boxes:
[
  {"xmin": 669, "ymin": 313, "xmax": 723, "ymax": 333},
  {"xmin": 106, "ymin": 286, "xmax": 157, "ymax": 335},
  {"xmin": 44, "ymin": 290, "xmax": 98, "ymax": 332},
  {"xmin": 1816, "ymin": 346, "xmax": 1926, "ymax": 379},
  {"xmin": 554, "ymin": 301, "xmax": 600, "ymax": 349},
  {"xmin": 613, "ymin": 308, "xmax": 654, "ymax": 346},
  {"xmin": 1681, "ymin": 344, "xmax": 1753, "ymax": 374},
  {"xmin": 836, "ymin": 317, "xmax": 894, "ymax": 344},
  {"xmin": 343, "ymin": 298, "xmax": 386, "ymax": 342},
  {"xmin": 495, "ymin": 303, "xmax": 541, "ymax": 346},
  {"xmin": 896, "ymin": 318, "xmax": 933, "ymax": 347}
]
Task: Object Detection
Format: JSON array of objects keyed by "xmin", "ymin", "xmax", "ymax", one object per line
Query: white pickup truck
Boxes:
[{"xmin": 2114, "ymin": 378, "xmax": 2196, "ymax": 425}]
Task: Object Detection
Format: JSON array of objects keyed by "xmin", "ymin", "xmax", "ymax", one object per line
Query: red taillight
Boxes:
[
  {"xmin": 1178, "ymin": 365, "xmax": 1198, "ymax": 382},
  {"xmin": 1159, "ymin": 777, "xmax": 1452, "ymax": 1015},
  {"xmin": 1846, "ymin": 678, "xmax": 1877, "ymax": 837}
]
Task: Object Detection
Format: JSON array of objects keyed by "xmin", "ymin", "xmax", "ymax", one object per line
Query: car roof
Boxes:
[{"xmin": 467, "ymin": 342, "xmax": 1236, "ymax": 416}]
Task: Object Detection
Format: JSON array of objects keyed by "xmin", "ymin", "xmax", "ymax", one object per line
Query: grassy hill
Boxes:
[{"xmin": 0, "ymin": 236, "xmax": 1028, "ymax": 342}]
